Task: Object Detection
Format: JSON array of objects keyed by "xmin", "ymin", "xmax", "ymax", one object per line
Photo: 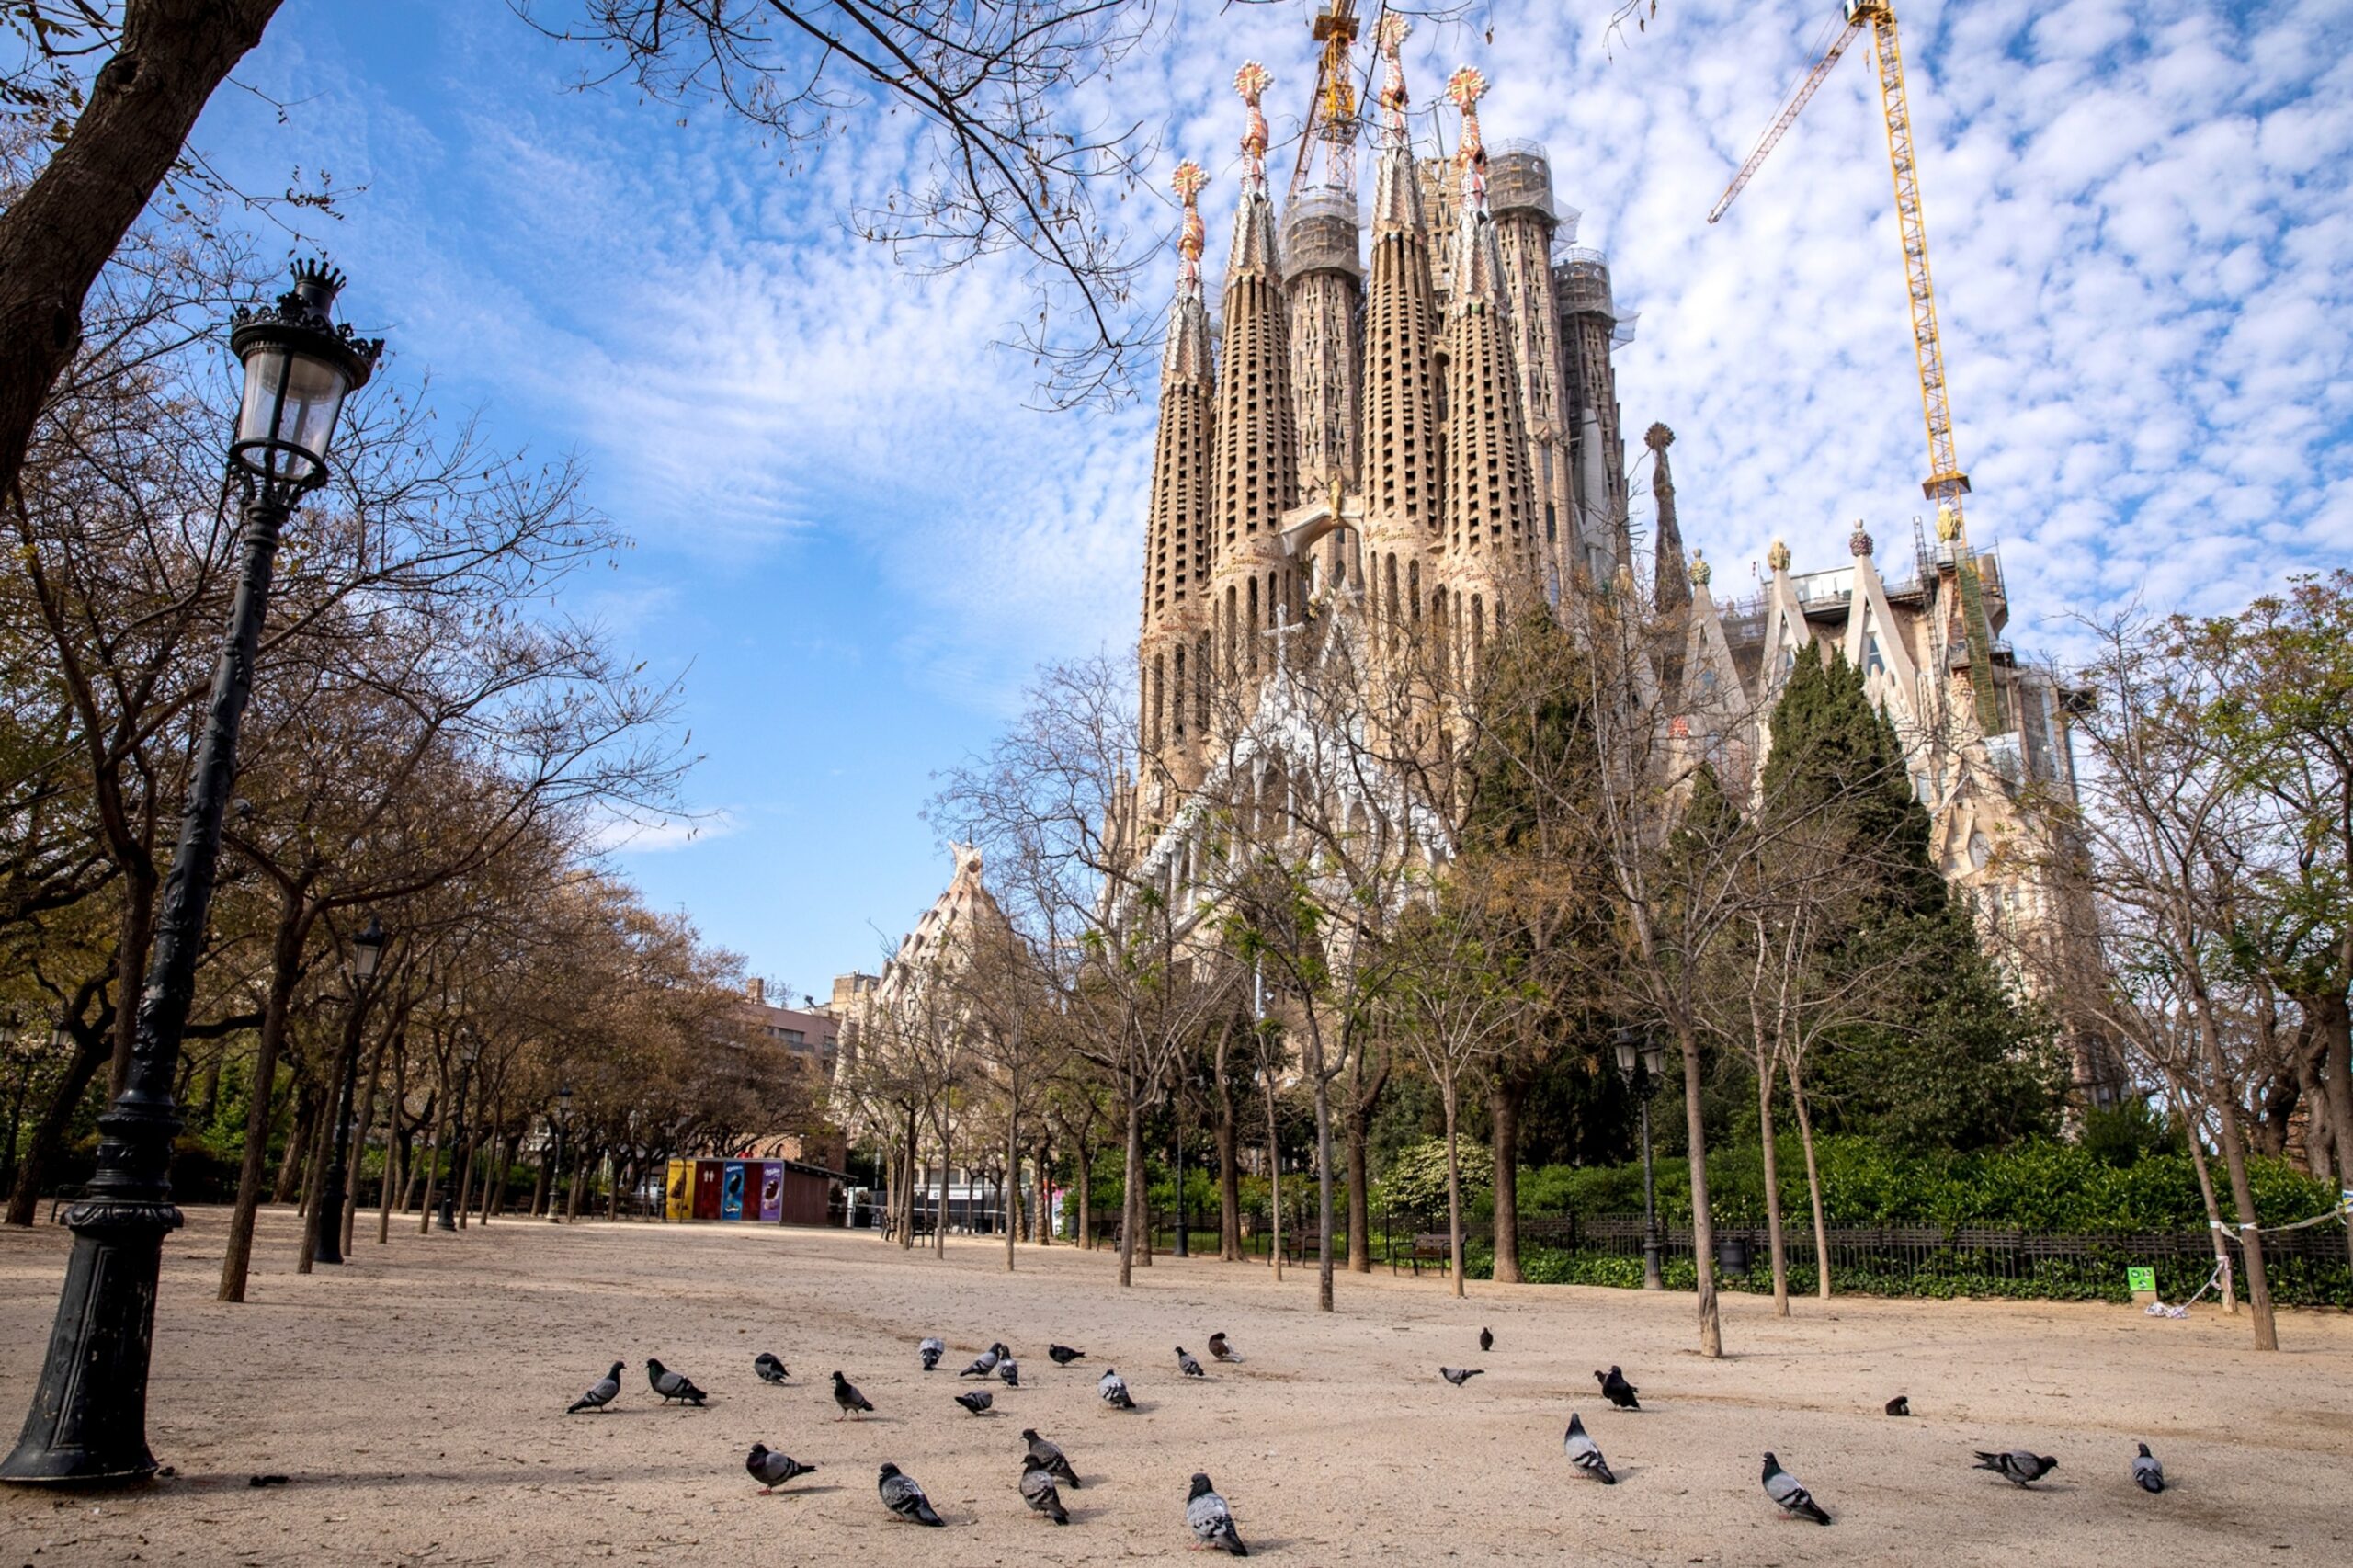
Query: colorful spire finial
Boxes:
[
  {"xmin": 1234, "ymin": 61, "xmax": 1272, "ymax": 185},
  {"xmin": 1376, "ymin": 14, "xmax": 1412, "ymax": 137},
  {"xmin": 1172, "ymin": 159, "xmax": 1208, "ymax": 286},
  {"xmin": 1935, "ymin": 501, "xmax": 1961, "ymax": 542},
  {"xmin": 1689, "ymin": 549, "xmax": 1712, "ymax": 587},
  {"xmin": 1447, "ymin": 65, "xmax": 1489, "ymax": 205},
  {"xmin": 1849, "ymin": 520, "xmax": 1875, "ymax": 557},
  {"xmin": 1768, "ymin": 538, "xmax": 1791, "ymax": 574}
]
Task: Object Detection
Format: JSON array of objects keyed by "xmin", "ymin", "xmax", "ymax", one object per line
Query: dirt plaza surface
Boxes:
[{"xmin": 2, "ymin": 1206, "xmax": 2349, "ymax": 1565}]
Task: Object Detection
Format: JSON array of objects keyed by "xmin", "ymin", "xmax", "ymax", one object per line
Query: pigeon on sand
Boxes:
[
  {"xmin": 1563, "ymin": 1413, "xmax": 1616, "ymax": 1484},
  {"xmin": 2132, "ymin": 1443, "xmax": 2165, "ymax": 1494},
  {"xmin": 645, "ymin": 1358, "xmax": 707, "ymax": 1406},
  {"xmin": 1596, "ymin": 1366, "xmax": 1640, "ymax": 1410},
  {"xmin": 832, "ymin": 1369, "xmax": 875, "ymax": 1420},
  {"xmin": 1762, "ymin": 1452, "xmax": 1831, "ymax": 1524},
  {"xmin": 567, "ymin": 1361, "xmax": 622, "ymax": 1414},
  {"xmin": 1187, "ymin": 1471, "xmax": 1248, "ymax": 1555},
  {"xmin": 1048, "ymin": 1344, "xmax": 1086, "ymax": 1365},
  {"xmin": 1885, "ymin": 1394, "xmax": 1910, "ymax": 1417},
  {"xmin": 961, "ymin": 1343, "xmax": 1006, "ymax": 1378},
  {"xmin": 753, "ymin": 1352, "xmax": 790, "ymax": 1384},
  {"xmin": 1439, "ymin": 1366, "xmax": 1484, "ymax": 1386},
  {"xmin": 1022, "ymin": 1428, "xmax": 1081, "ymax": 1488},
  {"xmin": 1176, "ymin": 1346, "xmax": 1207, "ymax": 1378},
  {"xmin": 1098, "ymin": 1368, "xmax": 1136, "ymax": 1410},
  {"xmin": 1973, "ymin": 1449, "xmax": 2059, "ymax": 1487},
  {"xmin": 1479, "ymin": 1326, "xmax": 1494, "ymax": 1353},
  {"xmin": 879, "ymin": 1462, "xmax": 945, "ymax": 1526},
  {"xmin": 919, "ymin": 1336, "xmax": 945, "ymax": 1371},
  {"xmin": 955, "ymin": 1389, "xmax": 995, "ymax": 1415},
  {"xmin": 998, "ymin": 1356, "xmax": 1021, "ymax": 1388},
  {"xmin": 1207, "ymin": 1333, "xmax": 1241, "ymax": 1363},
  {"xmin": 745, "ymin": 1443, "xmax": 814, "ymax": 1493},
  {"xmin": 1020, "ymin": 1462, "xmax": 1071, "ymax": 1525}
]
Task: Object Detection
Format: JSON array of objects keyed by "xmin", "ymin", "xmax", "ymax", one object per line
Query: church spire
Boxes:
[
  {"xmin": 1358, "ymin": 14, "xmax": 1443, "ymax": 643},
  {"xmin": 1438, "ymin": 64, "xmax": 1540, "ymax": 638},
  {"xmin": 1138, "ymin": 159, "xmax": 1218, "ymax": 792},
  {"xmin": 1208, "ymin": 61, "xmax": 1299, "ymax": 689},
  {"xmin": 1647, "ymin": 423, "xmax": 1690, "ymax": 613}
]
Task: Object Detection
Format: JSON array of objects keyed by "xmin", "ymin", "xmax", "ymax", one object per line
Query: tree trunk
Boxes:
[
  {"xmin": 1345, "ymin": 1046, "xmax": 1388, "ymax": 1275},
  {"xmin": 0, "ymin": 0, "xmax": 288, "ymax": 505},
  {"xmin": 2310, "ymin": 990, "xmax": 2353, "ymax": 1278},
  {"xmin": 1218, "ymin": 1086, "xmax": 1243, "ymax": 1263},
  {"xmin": 300, "ymin": 995, "xmax": 370, "ymax": 1269},
  {"xmin": 2196, "ymin": 1002, "xmax": 2278, "ymax": 1349},
  {"xmin": 221, "ymin": 899, "xmax": 306, "ymax": 1302},
  {"xmin": 1786, "ymin": 1057, "xmax": 1832, "ymax": 1301},
  {"xmin": 1757, "ymin": 1047, "xmax": 1789, "ymax": 1316},
  {"xmin": 1487, "ymin": 1069, "xmax": 1525, "ymax": 1284},
  {"xmin": 272, "ymin": 1075, "xmax": 318, "ymax": 1205},
  {"xmin": 345, "ymin": 1021, "xmax": 389, "ymax": 1253},
  {"xmin": 4, "ymin": 1028, "xmax": 108, "ymax": 1226},
  {"xmin": 1442, "ymin": 1081, "xmax": 1465, "ymax": 1299},
  {"xmin": 1678, "ymin": 1021, "xmax": 1722, "ymax": 1358},
  {"xmin": 1074, "ymin": 1138, "xmax": 1093, "ymax": 1249},
  {"xmin": 108, "ymin": 865, "xmax": 157, "ymax": 1098},
  {"xmin": 2165, "ymin": 1075, "xmax": 2238, "ymax": 1313},
  {"xmin": 1004, "ymin": 1078, "xmax": 1019, "ymax": 1272},
  {"xmin": 1119, "ymin": 1096, "xmax": 1144, "ymax": 1286},
  {"xmin": 379, "ymin": 1049, "xmax": 408, "ymax": 1243},
  {"xmin": 936, "ymin": 1120, "xmax": 950, "ymax": 1258},
  {"xmin": 1313, "ymin": 1074, "xmax": 1336, "ymax": 1312},
  {"xmin": 1266, "ymin": 1086, "xmax": 1283, "ymax": 1283}
]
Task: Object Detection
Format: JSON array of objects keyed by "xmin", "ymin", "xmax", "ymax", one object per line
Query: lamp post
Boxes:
[
  {"xmin": 1612, "ymin": 1025, "xmax": 1667, "ymax": 1291},
  {"xmin": 549, "ymin": 1085, "xmax": 573, "ymax": 1221},
  {"xmin": 438, "ymin": 1038, "xmax": 478, "ymax": 1232},
  {"xmin": 312, "ymin": 915, "xmax": 387, "ymax": 1266},
  {"xmin": 2, "ymin": 262, "xmax": 378, "ymax": 1486}
]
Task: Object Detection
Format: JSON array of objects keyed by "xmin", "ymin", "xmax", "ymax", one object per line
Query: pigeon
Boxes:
[
  {"xmin": 1019, "ymin": 1461, "xmax": 1071, "ymax": 1525},
  {"xmin": 1563, "ymin": 1413, "xmax": 1617, "ymax": 1484},
  {"xmin": 832, "ymin": 1369, "xmax": 875, "ymax": 1420},
  {"xmin": 955, "ymin": 1389, "xmax": 995, "ymax": 1415},
  {"xmin": 919, "ymin": 1336, "xmax": 946, "ymax": 1371},
  {"xmin": 961, "ymin": 1343, "xmax": 1006, "ymax": 1379},
  {"xmin": 745, "ymin": 1443, "xmax": 814, "ymax": 1493},
  {"xmin": 1206, "ymin": 1333, "xmax": 1241, "ymax": 1364},
  {"xmin": 878, "ymin": 1461, "xmax": 945, "ymax": 1526},
  {"xmin": 1022, "ymin": 1428, "xmax": 1081, "ymax": 1489},
  {"xmin": 1098, "ymin": 1368, "xmax": 1136, "ymax": 1410},
  {"xmin": 1439, "ymin": 1366, "xmax": 1484, "ymax": 1386},
  {"xmin": 2132, "ymin": 1442, "xmax": 2165, "ymax": 1494},
  {"xmin": 1176, "ymin": 1346, "xmax": 1206, "ymax": 1378},
  {"xmin": 1048, "ymin": 1344, "xmax": 1086, "ymax": 1366},
  {"xmin": 1973, "ymin": 1449, "xmax": 2059, "ymax": 1488},
  {"xmin": 1762, "ymin": 1452, "xmax": 1831, "ymax": 1524},
  {"xmin": 1479, "ymin": 1326, "xmax": 1494, "ymax": 1353},
  {"xmin": 1886, "ymin": 1394, "xmax": 1910, "ymax": 1417},
  {"xmin": 1597, "ymin": 1366, "xmax": 1640, "ymax": 1410},
  {"xmin": 753, "ymin": 1352, "xmax": 790, "ymax": 1385},
  {"xmin": 998, "ymin": 1357, "xmax": 1021, "ymax": 1388},
  {"xmin": 567, "ymin": 1360, "xmax": 622, "ymax": 1414},
  {"xmin": 1186, "ymin": 1471, "xmax": 1248, "ymax": 1556},
  {"xmin": 645, "ymin": 1358, "xmax": 708, "ymax": 1406}
]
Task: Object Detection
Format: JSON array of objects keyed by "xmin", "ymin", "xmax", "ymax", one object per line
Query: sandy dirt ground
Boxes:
[{"xmin": 1, "ymin": 1205, "xmax": 2349, "ymax": 1566}]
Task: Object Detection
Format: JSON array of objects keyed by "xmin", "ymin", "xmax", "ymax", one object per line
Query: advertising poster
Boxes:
[
  {"xmin": 665, "ymin": 1159, "xmax": 691, "ymax": 1222},
  {"xmin": 721, "ymin": 1160, "xmax": 746, "ymax": 1221},
  {"xmin": 757, "ymin": 1161, "xmax": 784, "ymax": 1221},
  {"xmin": 692, "ymin": 1160, "xmax": 722, "ymax": 1220}
]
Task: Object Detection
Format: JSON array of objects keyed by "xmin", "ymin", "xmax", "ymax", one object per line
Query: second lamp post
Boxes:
[{"xmin": 1612, "ymin": 1025, "xmax": 1667, "ymax": 1291}]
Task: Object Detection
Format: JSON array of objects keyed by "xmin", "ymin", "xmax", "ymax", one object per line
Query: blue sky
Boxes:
[{"xmin": 190, "ymin": 0, "xmax": 2352, "ymax": 996}]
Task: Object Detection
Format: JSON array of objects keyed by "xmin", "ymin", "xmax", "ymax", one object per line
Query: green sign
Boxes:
[{"xmin": 2127, "ymin": 1267, "xmax": 2157, "ymax": 1294}]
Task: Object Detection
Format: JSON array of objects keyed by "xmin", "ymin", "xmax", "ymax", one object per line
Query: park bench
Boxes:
[{"xmin": 1401, "ymin": 1232, "xmax": 1451, "ymax": 1277}]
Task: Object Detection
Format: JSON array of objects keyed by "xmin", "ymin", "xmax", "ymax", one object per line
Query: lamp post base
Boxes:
[
  {"xmin": 1641, "ymin": 1236, "xmax": 1663, "ymax": 1290},
  {"xmin": 0, "ymin": 1197, "xmax": 184, "ymax": 1485}
]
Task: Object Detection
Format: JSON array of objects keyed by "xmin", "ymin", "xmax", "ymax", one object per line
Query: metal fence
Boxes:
[{"xmin": 1464, "ymin": 1212, "xmax": 2353, "ymax": 1306}]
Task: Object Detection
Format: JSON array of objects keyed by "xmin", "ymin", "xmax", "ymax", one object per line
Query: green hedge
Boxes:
[{"xmin": 1517, "ymin": 1136, "xmax": 2341, "ymax": 1233}]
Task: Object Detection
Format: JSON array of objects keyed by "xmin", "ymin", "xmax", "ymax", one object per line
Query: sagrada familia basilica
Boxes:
[{"xmin": 835, "ymin": 10, "xmax": 2112, "ymax": 1127}]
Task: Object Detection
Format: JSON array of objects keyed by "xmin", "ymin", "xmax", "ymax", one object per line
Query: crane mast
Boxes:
[
  {"xmin": 1289, "ymin": 0, "xmax": 1364, "ymax": 202},
  {"xmin": 1711, "ymin": 2, "xmax": 1971, "ymax": 526},
  {"xmin": 1711, "ymin": 1, "xmax": 2005, "ymax": 734}
]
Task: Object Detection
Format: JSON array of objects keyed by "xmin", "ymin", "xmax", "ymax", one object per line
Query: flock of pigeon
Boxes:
[
  {"xmin": 563, "ymin": 1330, "xmax": 1253, "ymax": 1551},
  {"xmin": 565, "ymin": 1319, "xmax": 2169, "ymax": 1548}
]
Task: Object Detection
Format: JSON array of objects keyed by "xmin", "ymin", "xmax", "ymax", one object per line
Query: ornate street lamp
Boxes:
[
  {"xmin": 2, "ymin": 261, "xmax": 379, "ymax": 1487},
  {"xmin": 313, "ymin": 915, "xmax": 389, "ymax": 1266},
  {"xmin": 1612, "ymin": 1025, "xmax": 1667, "ymax": 1291}
]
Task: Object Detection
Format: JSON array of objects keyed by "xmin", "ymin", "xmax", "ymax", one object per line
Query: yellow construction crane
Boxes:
[
  {"xmin": 1289, "ymin": 0, "xmax": 1363, "ymax": 203},
  {"xmin": 1710, "ymin": 1, "xmax": 1970, "ymax": 533}
]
